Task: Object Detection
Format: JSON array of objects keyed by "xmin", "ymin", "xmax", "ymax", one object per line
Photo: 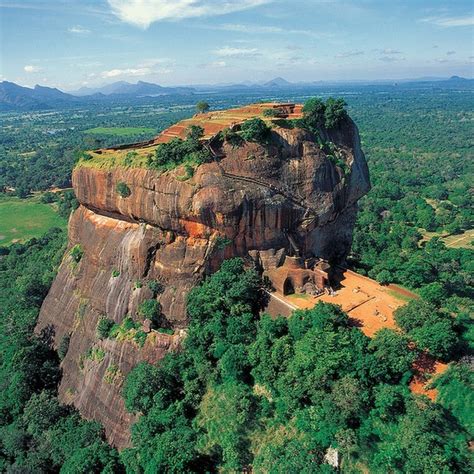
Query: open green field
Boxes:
[
  {"xmin": 0, "ymin": 196, "xmax": 66, "ymax": 246},
  {"xmin": 420, "ymin": 228, "xmax": 474, "ymax": 249},
  {"xmin": 443, "ymin": 229, "xmax": 474, "ymax": 249},
  {"xmin": 84, "ymin": 126, "xmax": 155, "ymax": 136}
]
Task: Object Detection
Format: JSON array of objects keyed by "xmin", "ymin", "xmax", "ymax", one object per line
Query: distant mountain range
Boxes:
[
  {"xmin": 1, "ymin": 76, "xmax": 472, "ymax": 111},
  {"xmin": 70, "ymin": 80, "xmax": 194, "ymax": 97},
  {"xmin": 0, "ymin": 81, "xmax": 78, "ymax": 110}
]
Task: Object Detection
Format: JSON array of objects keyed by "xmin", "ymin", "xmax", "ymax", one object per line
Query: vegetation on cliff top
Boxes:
[{"xmin": 74, "ymin": 97, "xmax": 349, "ymax": 173}]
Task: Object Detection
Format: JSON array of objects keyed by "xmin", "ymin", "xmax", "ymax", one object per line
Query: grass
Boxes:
[
  {"xmin": 386, "ymin": 288, "xmax": 416, "ymax": 303},
  {"xmin": 443, "ymin": 229, "xmax": 474, "ymax": 249},
  {"xmin": 419, "ymin": 228, "xmax": 473, "ymax": 249},
  {"xmin": 83, "ymin": 126, "xmax": 155, "ymax": 136},
  {"xmin": 76, "ymin": 147, "xmax": 153, "ymax": 170},
  {"xmin": 288, "ymin": 293, "xmax": 312, "ymax": 300},
  {"xmin": 0, "ymin": 195, "xmax": 66, "ymax": 246}
]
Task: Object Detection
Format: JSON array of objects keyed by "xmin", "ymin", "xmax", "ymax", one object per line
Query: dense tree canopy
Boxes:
[{"xmin": 122, "ymin": 260, "xmax": 471, "ymax": 472}]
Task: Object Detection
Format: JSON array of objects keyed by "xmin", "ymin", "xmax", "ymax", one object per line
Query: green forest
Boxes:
[
  {"xmin": 0, "ymin": 85, "xmax": 472, "ymax": 472},
  {"xmin": 1, "ymin": 248, "xmax": 472, "ymax": 471}
]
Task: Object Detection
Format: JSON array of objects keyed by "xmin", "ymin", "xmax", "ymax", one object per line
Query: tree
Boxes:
[
  {"xmin": 375, "ymin": 269, "xmax": 392, "ymax": 285},
  {"xmin": 411, "ymin": 319, "xmax": 458, "ymax": 360},
  {"xmin": 122, "ymin": 362, "xmax": 162, "ymax": 414},
  {"xmin": 302, "ymin": 97, "xmax": 326, "ymax": 131},
  {"xmin": 419, "ymin": 282, "xmax": 448, "ymax": 307},
  {"xmin": 196, "ymin": 101, "xmax": 210, "ymax": 114},
  {"xmin": 186, "ymin": 124, "xmax": 205, "ymax": 142},
  {"xmin": 324, "ymin": 97, "xmax": 347, "ymax": 128},
  {"xmin": 195, "ymin": 382, "xmax": 255, "ymax": 471},
  {"xmin": 368, "ymin": 329, "xmax": 416, "ymax": 383},
  {"xmin": 395, "ymin": 299, "xmax": 437, "ymax": 332},
  {"xmin": 394, "ymin": 300, "xmax": 458, "ymax": 360},
  {"xmin": 239, "ymin": 118, "xmax": 271, "ymax": 143},
  {"xmin": 22, "ymin": 391, "xmax": 66, "ymax": 437},
  {"xmin": 59, "ymin": 442, "xmax": 121, "ymax": 473}
]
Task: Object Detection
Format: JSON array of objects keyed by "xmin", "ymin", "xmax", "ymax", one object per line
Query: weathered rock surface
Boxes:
[{"xmin": 36, "ymin": 116, "xmax": 370, "ymax": 447}]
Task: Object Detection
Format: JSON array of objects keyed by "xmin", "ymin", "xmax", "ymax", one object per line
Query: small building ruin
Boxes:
[{"xmin": 263, "ymin": 255, "xmax": 333, "ymax": 296}]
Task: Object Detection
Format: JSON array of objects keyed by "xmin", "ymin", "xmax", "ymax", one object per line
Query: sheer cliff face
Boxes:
[{"xmin": 36, "ymin": 118, "xmax": 370, "ymax": 447}]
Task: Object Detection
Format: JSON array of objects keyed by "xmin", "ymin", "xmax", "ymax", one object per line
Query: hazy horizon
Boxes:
[{"xmin": 1, "ymin": 0, "xmax": 473, "ymax": 90}]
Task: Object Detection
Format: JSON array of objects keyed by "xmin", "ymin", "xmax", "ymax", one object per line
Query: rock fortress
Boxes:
[{"xmin": 36, "ymin": 102, "xmax": 422, "ymax": 447}]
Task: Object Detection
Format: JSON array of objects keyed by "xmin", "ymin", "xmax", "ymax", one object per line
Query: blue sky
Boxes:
[{"xmin": 0, "ymin": 0, "xmax": 473, "ymax": 90}]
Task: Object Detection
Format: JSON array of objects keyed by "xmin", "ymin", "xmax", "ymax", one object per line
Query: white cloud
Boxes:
[
  {"xmin": 24, "ymin": 65, "xmax": 42, "ymax": 73},
  {"xmin": 213, "ymin": 46, "xmax": 260, "ymax": 57},
  {"xmin": 381, "ymin": 48, "xmax": 402, "ymax": 55},
  {"xmin": 101, "ymin": 67, "xmax": 151, "ymax": 78},
  {"xmin": 379, "ymin": 56, "xmax": 405, "ymax": 62},
  {"xmin": 107, "ymin": 0, "xmax": 272, "ymax": 28},
  {"xmin": 138, "ymin": 58, "xmax": 175, "ymax": 67},
  {"xmin": 212, "ymin": 22, "xmax": 330, "ymax": 39},
  {"xmin": 68, "ymin": 25, "xmax": 91, "ymax": 34},
  {"xmin": 335, "ymin": 50, "xmax": 364, "ymax": 58},
  {"xmin": 211, "ymin": 60, "xmax": 227, "ymax": 67},
  {"xmin": 219, "ymin": 23, "xmax": 283, "ymax": 34},
  {"xmin": 199, "ymin": 60, "xmax": 227, "ymax": 68},
  {"xmin": 420, "ymin": 15, "xmax": 474, "ymax": 27},
  {"xmin": 100, "ymin": 64, "xmax": 173, "ymax": 78}
]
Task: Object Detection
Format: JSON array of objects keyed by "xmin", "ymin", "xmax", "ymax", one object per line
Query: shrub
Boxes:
[
  {"xmin": 40, "ymin": 192, "xmax": 56, "ymax": 204},
  {"xmin": 124, "ymin": 151, "xmax": 138, "ymax": 167},
  {"xmin": 111, "ymin": 269, "xmax": 120, "ymax": 278},
  {"xmin": 239, "ymin": 118, "xmax": 271, "ymax": 143},
  {"xmin": 80, "ymin": 152, "xmax": 92, "ymax": 161},
  {"xmin": 222, "ymin": 127, "xmax": 244, "ymax": 147},
  {"xmin": 58, "ymin": 334, "xmax": 71, "ymax": 360},
  {"xmin": 122, "ymin": 316, "xmax": 137, "ymax": 331},
  {"xmin": 138, "ymin": 299, "xmax": 161, "ymax": 322},
  {"xmin": 157, "ymin": 328, "xmax": 174, "ymax": 335},
  {"xmin": 116, "ymin": 182, "xmax": 131, "ymax": 198},
  {"xmin": 148, "ymin": 280, "xmax": 164, "ymax": 296},
  {"xmin": 263, "ymin": 108, "xmax": 284, "ymax": 117},
  {"xmin": 70, "ymin": 244, "xmax": 83, "ymax": 263},
  {"xmin": 215, "ymin": 236, "xmax": 232, "ymax": 250},
  {"xmin": 152, "ymin": 128, "xmax": 211, "ymax": 170},
  {"xmin": 97, "ymin": 317, "xmax": 115, "ymax": 339},
  {"xmin": 134, "ymin": 330, "xmax": 147, "ymax": 347}
]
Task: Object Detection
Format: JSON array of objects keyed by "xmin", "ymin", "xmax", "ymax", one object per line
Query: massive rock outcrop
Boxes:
[{"xmin": 36, "ymin": 108, "xmax": 370, "ymax": 447}]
